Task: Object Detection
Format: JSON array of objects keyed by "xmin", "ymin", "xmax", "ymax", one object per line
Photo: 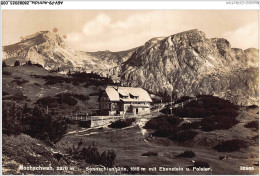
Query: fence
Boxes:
[
  {"xmin": 66, "ymin": 113, "xmax": 125, "ymax": 127},
  {"xmin": 67, "ymin": 114, "xmax": 91, "ymax": 121},
  {"xmin": 90, "ymin": 115, "xmax": 123, "ymax": 127},
  {"xmin": 165, "ymin": 97, "xmax": 199, "ymax": 108}
]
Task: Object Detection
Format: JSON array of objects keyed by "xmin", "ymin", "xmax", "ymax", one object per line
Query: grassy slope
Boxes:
[
  {"xmin": 1, "ymin": 65, "xmax": 114, "ymax": 174},
  {"xmin": 56, "ymin": 107, "xmax": 258, "ymax": 175},
  {"xmin": 3, "ymin": 134, "xmax": 59, "ymax": 175},
  {"xmin": 2, "ymin": 134, "xmax": 105, "ymax": 175},
  {"xmin": 3, "ymin": 107, "xmax": 258, "ymax": 174},
  {"xmin": 2, "ymin": 65, "xmax": 102, "ymax": 114}
]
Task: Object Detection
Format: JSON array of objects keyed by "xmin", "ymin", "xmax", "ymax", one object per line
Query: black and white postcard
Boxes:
[{"xmin": 1, "ymin": 0, "xmax": 259, "ymax": 175}]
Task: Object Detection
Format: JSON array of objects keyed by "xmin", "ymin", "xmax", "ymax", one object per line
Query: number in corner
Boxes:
[{"xmin": 1, "ymin": 1, "xmax": 9, "ymax": 5}]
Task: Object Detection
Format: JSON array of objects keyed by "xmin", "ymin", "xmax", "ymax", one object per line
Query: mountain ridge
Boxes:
[
  {"xmin": 2, "ymin": 31, "xmax": 136, "ymax": 76},
  {"xmin": 120, "ymin": 29, "xmax": 258, "ymax": 105},
  {"xmin": 2, "ymin": 29, "xmax": 259, "ymax": 105}
]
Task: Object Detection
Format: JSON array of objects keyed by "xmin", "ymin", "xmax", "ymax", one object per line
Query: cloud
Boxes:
[
  {"xmin": 66, "ymin": 12, "xmax": 184, "ymax": 51},
  {"xmin": 83, "ymin": 13, "xmax": 111, "ymax": 36},
  {"xmin": 66, "ymin": 11, "xmax": 259, "ymax": 52},
  {"xmin": 222, "ymin": 22, "xmax": 258, "ymax": 49},
  {"xmin": 67, "ymin": 32, "xmax": 84, "ymax": 43}
]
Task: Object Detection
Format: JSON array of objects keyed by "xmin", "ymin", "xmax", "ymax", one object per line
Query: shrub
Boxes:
[
  {"xmin": 31, "ymin": 75, "xmax": 69, "ymax": 85},
  {"xmin": 67, "ymin": 69, "xmax": 71, "ymax": 75},
  {"xmin": 3, "ymin": 93, "xmax": 27, "ymax": 101},
  {"xmin": 81, "ymin": 145, "xmax": 100, "ymax": 165},
  {"xmin": 71, "ymin": 71, "xmax": 115, "ymax": 86},
  {"xmin": 200, "ymin": 115, "xmax": 239, "ymax": 131},
  {"xmin": 44, "ymin": 76, "xmax": 68, "ymax": 85},
  {"xmin": 193, "ymin": 160, "xmax": 210, "ymax": 168},
  {"xmin": 244, "ymin": 121, "xmax": 259, "ymax": 130},
  {"xmin": 214, "ymin": 109, "xmax": 238, "ymax": 118},
  {"xmin": 21, "ymin": 106, "xmax": 67, "ymax": 143},
  {"xmin": 27, "ymin": 60, "xmax": 32, "ymax": 65},
  {"xmin": 142, "ymin": 151, "xmax": 158, "ymax": 156},
  {"xmin": 144, "ymin": 115, "xmax": 183, "ymax": 130},
  {"xmin": 174, "ymin": 96, "xmax": 192, "ymax": 105},
  {"xmin": 69, "ymin": 93, "xmax": 89, "ymax": 101},
  {"xmin": 144, "ymin": 115, "xmax": 188, "ymax": 139},
  {"xmin": 32, "ymin": 71, "xmax": 115, "ymax": 86},
  {"xmin": 213, "ymin": 139, "xmax": 248, "ymax": 152},
  {"xmin": 2, "ymin": 61, "xmax": 7, "ymax": 68},
  {"xmin": 152, "ymin": 125, "xmax": 198, "ymax": 142},
  {"xmin": 33, "ymin": 63, "xmax": 43, "ymax": 68},
  {"xmin": 179, "ymin": 122, "xmax": 201, "ymax": 131},
  {"xmin": 170, "ymin": 130, "xmax": 198, "ymax": 142},
  {"xmin": 55, "ymin": 93, "xmax": 78, "ymax": 106},
  {"xmin": 161, "ymin": 95, "xmax": 239, "ymax": 120},
  {"xmin": 177, "ymin": 150, "xmax": 196, "ymax": 158},
  {"xmin": 65, "ymin": 118, "xmax": 77, "ymax": 125},
  {"xmin": 2, "ymin": 91, "xmax": 9, "ymax": 96},
  {"xmin": 2, "ymin": 103, "xmax": 22, "ymax": 135},
  {"xmin": 144, "ymin": 117, "xmax": 161, "ymax": 129},
  {"xmin": 70, "ymin": 141, "xmax": 117, "ymax": 167},
  {"xmin": 145, "ymin": 115, "xmax": 184, "ymax": 138},
  {"xmin": 252, "ymin": 135, "xmax": 259, "ymax": 142},
  {"xmin": 36, "ymin": 94, "xmax": 79, "ymax": 107},
  {"xmin": 3, "ymin": 71, "xmax": 12, "ymax": 75},
  {"xmin": 153, "ymin": 126, "xmax": 177, "ymax": 137},
  {"xmin": 78, "ymin": 121, "xmax": 91, "ymax": 128},
  {"xmin": 36, "ymin": 96, "xmax": 59, "ymax": 108},
  {"xmin": 14, "ymin": 60, "xmax": 20, "ymax": 67},
  {"xmin": 11, "ymin": 79, "xmax": 29, "ymax": 85},
  {"xmin": 183, "ymin": 100, "xmax": 201, "ymax": 108},
  {"xmin": 197, "ymin": 95, "xmax": 239, "ymax": 110},
  {"xmin": 2, "ymin": 102, "xmax": 67, "ymax": 144},
  {"xmin": 170, "ymin": 107, "xmax": 213, "ymax": 118},
  {"xmin": 108, "ymin": 118, "xmax": 136, "ymax": 128},
  {"xmin": 247, "ymin": 105, "xmax": 258, "ymax": 109},
  {"xmin": 14, "ymin": 76, "xmax": 22, "ymax": 79}
]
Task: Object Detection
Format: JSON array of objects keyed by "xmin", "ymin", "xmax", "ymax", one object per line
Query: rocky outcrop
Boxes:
[
  {"xmin": 121, "ymin": 29, "xmax": 258, "ymax": 105},
  {"xmin": 2, "ymin": 31, "xmax": 135, "ymax": 76}
]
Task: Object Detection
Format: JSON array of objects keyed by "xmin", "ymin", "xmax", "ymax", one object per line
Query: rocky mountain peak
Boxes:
[
  {"xmin": 121, "ymin": 29, "xmax": 259, "ymax": 105},
  {"xmin": 3, "ymin": 31, "xmax": 67, "ymax": 56},
  {"xmin": 2, "ymin": 31, "xmax": 69, "ymax": 69},
  {"xmin": 24, "ymin": 30, "xmax": 67, "ymax": 48},
  {"xmin": 2, "ymin": 30, "xmax": 136, "ymax": 76}
]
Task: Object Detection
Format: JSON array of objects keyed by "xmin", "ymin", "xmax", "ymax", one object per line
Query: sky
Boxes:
[{"xmin": 2, "ymin": 10, "xmax": 259, "ymax": 52}]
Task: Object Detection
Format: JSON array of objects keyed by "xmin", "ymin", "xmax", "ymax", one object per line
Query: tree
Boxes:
[
  {"xmin": 2, "ymin": 102, "xmax": 22, "ymax": 135},
  {"xmin": 67, "ymin": 69, "xmax": 71, "ymax": 75},
  {"xmin": 14, "ymin": 60, "xmax": 20, "ymax": 67},
  {"xmin": 22, "ymin": 103, "xmax": 30, "ymax": 119},
  {"xmin": 27, "ymin": 60, "xmax": 32, "ymax": 65},
  {"xmin": 2, "ymin": 61, "xmax": 7, "ymax": 68}
]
